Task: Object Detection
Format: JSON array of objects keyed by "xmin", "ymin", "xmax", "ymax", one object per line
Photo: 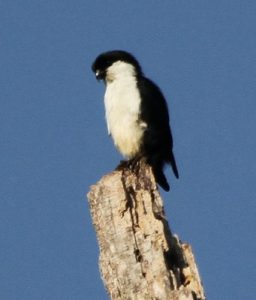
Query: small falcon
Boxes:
[{"xmin": 92, "ymin": 50, "xmax": 179, "ymax": 191}]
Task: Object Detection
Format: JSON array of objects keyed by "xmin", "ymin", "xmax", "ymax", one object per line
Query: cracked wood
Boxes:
[{"xmin": 87, "ymin": 161, "xmax": 205, "ymax": 300}]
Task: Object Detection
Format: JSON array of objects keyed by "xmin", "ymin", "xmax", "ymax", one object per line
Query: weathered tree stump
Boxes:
[{"xmin": 87, "ymin": 160, "xmax": 205, "ymax": 300}]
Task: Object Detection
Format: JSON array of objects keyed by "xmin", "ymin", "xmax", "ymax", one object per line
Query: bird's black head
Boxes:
[{"xmin": 91, "ymin": 50, "xmax": 143, "ymax": 81}]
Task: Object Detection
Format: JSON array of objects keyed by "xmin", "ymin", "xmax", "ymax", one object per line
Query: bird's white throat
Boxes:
[{"xmin": 104, "ymin": 61, "xmax": 145, "ymax": 158}]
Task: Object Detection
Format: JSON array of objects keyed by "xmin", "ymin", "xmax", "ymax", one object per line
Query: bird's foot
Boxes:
[
  {"xmin": 128, "ymin": 156, "xmax": 144, "ymax": 173},
  {"xmin": 115, "ymin": 160, "xmax": 130, "ymax": 171},
  {"xmin": 115, "ymin": 157, "xmax": 143, "ymax": 173}
]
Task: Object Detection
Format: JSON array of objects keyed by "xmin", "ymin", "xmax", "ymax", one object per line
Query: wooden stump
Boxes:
[{"xmin": 87, "ymin": 161, "xmax": 205, "ymax": 300}]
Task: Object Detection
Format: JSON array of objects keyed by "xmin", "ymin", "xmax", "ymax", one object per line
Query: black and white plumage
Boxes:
[{"xmin": 92, "ymin": 50, "xmax": 179, "ymax": 191}]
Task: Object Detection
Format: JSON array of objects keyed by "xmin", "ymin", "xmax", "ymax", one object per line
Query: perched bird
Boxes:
[{"xmin": 92, "ymin": 50, "xmax": 179, "ymax": 191}]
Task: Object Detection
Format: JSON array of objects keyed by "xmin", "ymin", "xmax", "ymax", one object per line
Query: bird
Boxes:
[{"xmin": 91, "ymin": 50, "xmax": 179, "ymax": 191}]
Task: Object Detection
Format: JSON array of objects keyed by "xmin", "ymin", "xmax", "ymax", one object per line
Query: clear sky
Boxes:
[{"xmin": 1, "ymin": 1, "xmax": 255, "ymax": 299}]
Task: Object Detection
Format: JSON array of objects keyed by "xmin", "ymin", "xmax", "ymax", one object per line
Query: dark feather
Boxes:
[{"xmin": 137, "ymin": 76, "xmax": 179, "ymax": 190}]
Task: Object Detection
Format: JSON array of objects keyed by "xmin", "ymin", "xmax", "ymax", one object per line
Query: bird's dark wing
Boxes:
[{"xmin": 137, "ymin": 76, "xmax": 179, "ymax": 179}]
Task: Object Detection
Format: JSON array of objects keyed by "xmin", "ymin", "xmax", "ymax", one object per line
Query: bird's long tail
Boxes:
[
  {"xmin": 152, "ymin": 163, "xmax": 170, "ymax": 192},
  {"xmin": 170, "ymin": 151, "xmax": 179, "ymax": 179}
]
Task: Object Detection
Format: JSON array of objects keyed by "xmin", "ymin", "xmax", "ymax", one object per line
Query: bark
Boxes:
[{"xmin": 87, "ymin": 160, "xmax": 205, "ymax": 300}]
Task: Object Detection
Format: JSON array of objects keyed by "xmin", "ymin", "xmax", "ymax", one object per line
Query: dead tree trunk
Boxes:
[{"xmin": 87, "ymin": 160, "xmax": 205, "ymax": 300}]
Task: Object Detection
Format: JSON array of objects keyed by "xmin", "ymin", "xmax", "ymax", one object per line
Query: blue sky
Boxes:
[{"xmin": 1, "ymin": 1, "xmax": 255, "ymax": 299}]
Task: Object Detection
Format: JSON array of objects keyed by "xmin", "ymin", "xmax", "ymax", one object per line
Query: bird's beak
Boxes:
[
  {"xmin": 95, "ymin": 70, "xmax": 100, "ymax": 79},
  {"xmin": 95, "ymin": 70, "xmax": 105, "ymax": 81}
]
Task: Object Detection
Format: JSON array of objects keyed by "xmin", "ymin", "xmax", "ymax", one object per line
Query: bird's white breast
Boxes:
[{"xmin": 104, "ymin": 62, "xmax": 145, "ymax": 158}]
